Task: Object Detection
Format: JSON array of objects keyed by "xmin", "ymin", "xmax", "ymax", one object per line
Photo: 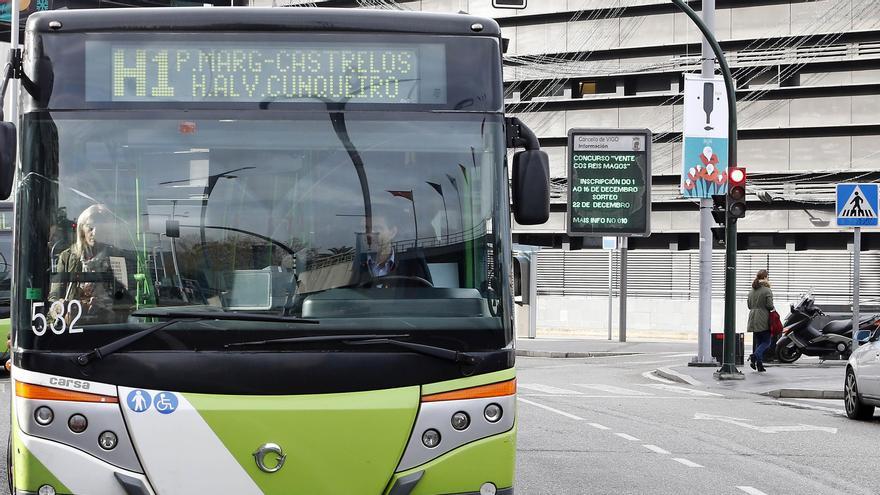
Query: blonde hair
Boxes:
[{"xmin": 71, "ymin": 204, "xmax": 111, "ymax": 258}]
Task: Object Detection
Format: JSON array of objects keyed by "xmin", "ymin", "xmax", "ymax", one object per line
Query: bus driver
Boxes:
[{"xmin": 357, "ymin": 212, "xmax": 432, "ymax": 287}]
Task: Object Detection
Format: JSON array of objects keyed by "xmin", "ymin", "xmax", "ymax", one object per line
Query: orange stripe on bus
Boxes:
[
  {"xmin": 422, "ymin": 378, "xmax": 516, "ymax": 402},
  {"xmin": 15, "ymin": 381, "xmax": 118, "ymax": 403}
]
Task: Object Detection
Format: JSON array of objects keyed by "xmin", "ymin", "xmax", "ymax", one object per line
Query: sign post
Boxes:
[
  {"xmin": 603, "ymin": 236, "xmax": 617, "ymax": 341},
  {"xmin": 836, "ymin": 183, "xmax": 879, "ymax": 351},
  {"xmin": 568, "ymin": 129, "xmax": 651, "ymax": 342},
  {"xmin": 683, "ymin": 74, "xmax": 728, "ymax": 368}
]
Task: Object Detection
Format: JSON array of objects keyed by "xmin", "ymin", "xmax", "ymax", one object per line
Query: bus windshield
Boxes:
[{"xmin": 17, "ymin": 111, "xmax": 508, "ymax": 351}]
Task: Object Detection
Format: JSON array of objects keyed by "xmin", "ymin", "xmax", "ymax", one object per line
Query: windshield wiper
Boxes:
[
  {"xmin": 227, "ymin": 334, "xmax": 479, "ymax": 365},
  {"xmin": 130, "ymin": 309, "xmax": 319, "ymax": 324},
  {"xmin": 76, "ymin": 310, "xmax": 319, "ymax": 366},
  {"xmin": 346, "ymin": 338, "xmax": 481, "ymax": 365}
]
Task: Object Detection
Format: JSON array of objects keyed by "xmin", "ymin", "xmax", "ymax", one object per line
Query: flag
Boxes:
[
  {"xmin": 426, "ymin": 182, "xmax": 443, "ymax": 195},
  {"xmin": 446, "ymin": 174, "xmax": 459, "ymax": 193},
  {"xmin": 458, "ymin": 164, "xmax": 469, "ymax": 184},
  {"xmin": 387, "ymin": 190, "xmax": 413, "ymax": 201}
]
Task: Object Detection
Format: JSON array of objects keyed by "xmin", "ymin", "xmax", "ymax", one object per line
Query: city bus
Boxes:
[
  {"xmin": 0, "ymin": 201, "xmax": 11, "ymax": 370},
  {"xmin": 0, "ymin": 7, "xmax": 549, "ymax": 495}
]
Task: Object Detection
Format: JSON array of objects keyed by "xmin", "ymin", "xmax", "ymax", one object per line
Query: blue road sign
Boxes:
[{"xmin": 837, "ymin": 183, "xmax": 879, "ymax": 227}]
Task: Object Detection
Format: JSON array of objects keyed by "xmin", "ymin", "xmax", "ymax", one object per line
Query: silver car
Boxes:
[{"xmin": 845, "ymin": 328, "xmax": 880, "ymax": 420}]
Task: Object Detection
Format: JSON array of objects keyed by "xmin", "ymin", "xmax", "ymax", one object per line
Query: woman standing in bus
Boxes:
[
  {"xmin": 49, "ymin": 204, "xmax": 122, "ymax": 322},
  {"xmin": 747, "ymin": 269, "xmax": 774, "ymax": 372}
]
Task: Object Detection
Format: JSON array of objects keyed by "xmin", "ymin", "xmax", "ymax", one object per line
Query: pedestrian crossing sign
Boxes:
[{"xmin": 836, "ymin": 183, "xmax": 879, "ymax": 227}]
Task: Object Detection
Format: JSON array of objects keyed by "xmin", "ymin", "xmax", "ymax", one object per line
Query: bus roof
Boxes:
[{"xmin": 26, "ymin": 6, "xmax": 500, "ymax": 37}]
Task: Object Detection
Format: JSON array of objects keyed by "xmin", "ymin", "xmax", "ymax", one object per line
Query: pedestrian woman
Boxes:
[{"xmin": 747, "ymin": 269, "xmax": 774, "ymax": 372}]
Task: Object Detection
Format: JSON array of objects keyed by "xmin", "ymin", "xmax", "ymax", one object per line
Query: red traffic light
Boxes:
[
  {"xmin": 727, "ymin": 167, "xmax": 747, "ymax": 219},
  {"xmin": 728, "ymin": 167, "xmax": 746, "ymax": 185}
]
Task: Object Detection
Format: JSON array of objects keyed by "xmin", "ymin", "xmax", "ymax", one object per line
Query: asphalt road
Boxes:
[
  {"xmin": 515, "ymin": 352, "xmax": 880, "ymax": 495},
  {"xmin": 0, "ymin": 355, "xmax": 876, "ymax": 495}
]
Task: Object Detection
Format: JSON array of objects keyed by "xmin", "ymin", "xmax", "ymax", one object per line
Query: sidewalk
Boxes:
[
  {"xmin": 515, "ymin": 337, "xmax": 697, "ymax": 357},
  {"xmin": 516, "ymin": 337, "xmax": 847, "ymax": 399}
]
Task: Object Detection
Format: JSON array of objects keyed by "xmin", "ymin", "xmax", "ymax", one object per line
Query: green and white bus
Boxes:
[{"xmin": 0, "ymin": 7, "xmax": 549, "ymax": 495}]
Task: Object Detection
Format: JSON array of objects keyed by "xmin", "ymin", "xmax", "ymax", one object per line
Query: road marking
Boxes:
[
  {"xmin": 519, "ymin": 394, "xmax": 690, "ymax": 399},
  {"xmin": 737, "ymin": 487, "xmax": 769, "ymax": 495},
  {"xmin": 614, "ymin": 433, "xmax": 640, "ymax": 441},
  {"xmin": 518, "ymin": 383, "xmax": 583, "ymax": 395},
  {"xmin": 672, "ymin": 458, "xmax": 703, "ymax": 468},
  {"xmin": 693, "ymin": 412, "xmax": 837, "ymax": 434},
  {"xmin": 574, "ymin": 384, "xmax": 653, "ymax": 396},
  {"xmin": 774, "ymin": 400, "xmax": 845, "ymax": 416},
  {"xmin": 587, "ymin": 423, "xmax": 610, "ymax": 430},
  {"xmin": 616, "ymin": 359, "xmax": 683, "ymax": 365},
  {"xmin": 642, "ymin": 383, "xmax": 724, "ymax": 397},
  {"xmin": 517, "ymin": 398, "xmax": 584, "ymax": 420},
  {"xmin": 642, "ymin": 370, "xmax": 677, "ymax": 384},
  {"xmin": 643, "ymin": 444, "xmax": 671, "ymax": 455}
]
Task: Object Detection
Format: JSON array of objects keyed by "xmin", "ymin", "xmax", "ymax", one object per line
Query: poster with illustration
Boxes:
[
  {"xmin": 681, "ymin": 74, "xmax": 728, "ymax": 198},
  {"xmin": 682, "ymin": 137, "xmax": 729, "ymax": 197}
]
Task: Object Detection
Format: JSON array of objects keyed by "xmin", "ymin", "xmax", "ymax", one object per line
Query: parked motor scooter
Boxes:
[{"xmin": 775, "ymin": 291, "xmax": 880, "ymax": 363}]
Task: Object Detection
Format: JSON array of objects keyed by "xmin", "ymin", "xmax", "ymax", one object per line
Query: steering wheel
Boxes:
[{"xmin": 361, "ymin": 275, "xmax": 434, "ymax": 288}]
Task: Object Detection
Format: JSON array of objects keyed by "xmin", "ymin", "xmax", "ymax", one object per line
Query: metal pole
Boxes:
[
  {"xmin": 671, "ymin": 0, "xmax": 741, "ymax": 378},
  {"xmin": 694, "ymin": 0, "xmax": 716, "ymax": 366},
  {"xmin": 10, "ymin": 0, "xmax": 19, "ymax": 122},
  {"xmin": 619, "ymin": 237, "xmax": 627, "ymax": 343},
  {"xmin": 441, "ymin": 193, "xmax": 450, "ymax": 243},
  {"xmin": 608, "ymin": 246, "xmax": 613, "ymax": 340},
  {"xmin": 528, "ymin": 251, "xmax": 537, "ymax": 339},
  {"xmin": 853, "ymin": 227, "xmax": 861, "ymax": 351}
]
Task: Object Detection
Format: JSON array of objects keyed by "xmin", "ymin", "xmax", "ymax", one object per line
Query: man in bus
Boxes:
[{"xmin": 357, "ymin": 211, "xmax": 432, "ymax": 288}]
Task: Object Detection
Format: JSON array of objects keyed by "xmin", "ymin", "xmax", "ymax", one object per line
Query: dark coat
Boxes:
[
  {"xmin": 747, "ymin": 281, "xmax": 774, "ymax": 333},
  {"xmin": 355, "ymin": 248, "xmax": 432, "ymax": 287},
  {"xmin": 49, "ymin": 243, "xmax": 127, "ymax": 320}
]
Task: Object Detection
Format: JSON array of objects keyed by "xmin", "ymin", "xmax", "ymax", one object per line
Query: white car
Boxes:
[{"xmin": 845, "ymin": 328, "xmax": 880, "ymax": 420}]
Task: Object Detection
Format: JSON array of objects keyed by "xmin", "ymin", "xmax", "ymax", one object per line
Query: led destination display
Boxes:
[
  {"xmin": 85, "ymin": 41, "xmax": 447, "ymax": 104},
  {"xmin": 567, "ymin": 130, "xmax": 651, "ymax": 237}
]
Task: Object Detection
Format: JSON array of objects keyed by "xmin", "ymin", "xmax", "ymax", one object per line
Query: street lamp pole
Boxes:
[{"xmin": 671, "ymin": 0, "xmax": 742, "ymax": 379}]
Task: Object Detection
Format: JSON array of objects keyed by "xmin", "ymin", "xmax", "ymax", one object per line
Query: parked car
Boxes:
[{"xmin": 844, "ymin": 326, "xmax": 880, "ymax": 420}]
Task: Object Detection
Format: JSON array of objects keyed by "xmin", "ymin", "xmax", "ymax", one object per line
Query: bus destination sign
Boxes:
[
  {"xmin": 85, "ymin": 41, "xmax": 447, "ymax": 104},
  {"xmin": 567, "ymin": 129, "xmax": 651, "ymax": 237}
]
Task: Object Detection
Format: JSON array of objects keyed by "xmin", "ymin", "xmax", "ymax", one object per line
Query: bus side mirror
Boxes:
[
  {"xmin": 512, "ymin": 150, "xmax": 549, "ymax": 225},
  {"xmin": 0, "ymin": 122, "xmax": 15, "ymax": 200}
]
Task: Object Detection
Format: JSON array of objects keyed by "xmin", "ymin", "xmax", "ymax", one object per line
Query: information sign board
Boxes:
[{"xmin": 567, "ymin": 129, "xmax": 651, "ymax": 237}]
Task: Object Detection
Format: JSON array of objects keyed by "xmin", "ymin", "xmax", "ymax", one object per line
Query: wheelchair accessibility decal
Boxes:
[
  {"xmin": 126, "ymin": 389, "xmax": 178, "ymax": 414},
  {"xmin": 153, "ymin": 392, "xmax": 179, "ymax": 414}
]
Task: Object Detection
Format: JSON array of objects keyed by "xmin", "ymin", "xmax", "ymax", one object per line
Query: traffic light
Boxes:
[
  {"xmin": 727, "ymin": 167, "xmax": 746, "ymax": 220},
  {"xmin": 711, "ymin": 194, "xmax": 726, "ymax": 245}
]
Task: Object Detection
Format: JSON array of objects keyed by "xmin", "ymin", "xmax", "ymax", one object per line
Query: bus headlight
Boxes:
[
  {"xmin": 68, "ymin": 414, "xmax": 88, "ymax": 433},
  {"xmin": 99, "ymin": 431, "xmax": 118, "ymax": 450},
  {"xmin": 34, "ymin": 406, "xmax": 54, "ymax": 426},
  {"xmin": 451, "ymin": 411, "xmax": 470, "ymax": 431},
  {"xmin": 421, "ymin": 429, "xmax": 441, "ymax": 448},
  {"xmin": 38, "ymin": 485, "xmax": 56, "ymax": 495},
  {"xmin": 483, "ymin": 403, "xmax": 503, "ymax": 423}
]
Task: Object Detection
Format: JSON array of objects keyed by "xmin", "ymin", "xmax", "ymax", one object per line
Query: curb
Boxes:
[
  {"xmin": 762, "ymin": 389, "xmax": 845, "ymax": 399},
  {"xmin": 653, "ymin": 367, "xmax": 703, "ymax": 386},
  {"xmin": 515, "ymin": 350, "xmax": 640, "ymax": 358}
]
